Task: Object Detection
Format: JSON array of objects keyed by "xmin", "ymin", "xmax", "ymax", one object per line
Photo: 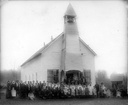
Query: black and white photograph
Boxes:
[{"xmin": 0, "ymin": 0, "xmax": 128, "ymax": 105}]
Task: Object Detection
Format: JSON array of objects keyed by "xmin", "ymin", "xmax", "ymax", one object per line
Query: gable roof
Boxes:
[
  {"xmin": 21, "ymin": 32, "xmax": 64, "ymax": 67},
  {"xmin": 21, "ymin": 33, "xmax": 96, "ymax": 67},
  {"xmin": 79, "ymin": 38, "xmax": 97, "ymax": 56}
]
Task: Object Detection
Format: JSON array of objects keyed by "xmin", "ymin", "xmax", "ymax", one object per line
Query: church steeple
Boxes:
[
  {"xmin": 62, "ymin": 4, "xmax": 83, "ymax": 72},
  {"xmin": 64, "ymin": 4, "xmax": 76, "ymax": 24},
  {"xmin": 65, "ymin": 4, "xmax": 76, "ymax": 17},
  {"xmin": 64, "ymin": 4, "xmax": 78, "ymax": 35}
]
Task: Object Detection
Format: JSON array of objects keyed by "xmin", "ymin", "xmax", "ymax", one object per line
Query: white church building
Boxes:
[{"xmin": 21, "ymin": 4, "xmax": 96, "ymax": 86}]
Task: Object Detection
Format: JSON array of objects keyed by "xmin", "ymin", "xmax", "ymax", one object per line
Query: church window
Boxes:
[
  {"xmin": 83, "ymin": 69, "xmax": 91, "ymax": 84},
  {"xmin": 47, "ymin": 69, "xmax": 59, "ymax": 83}
]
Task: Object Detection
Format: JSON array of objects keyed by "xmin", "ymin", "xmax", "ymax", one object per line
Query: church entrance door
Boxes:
[{"xmin": 65, "ymin": 70, "xmax": 82, "ymax": 85}]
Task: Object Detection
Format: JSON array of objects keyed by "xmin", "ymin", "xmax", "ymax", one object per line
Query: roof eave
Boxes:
[
  {"xmin": 21, "ymin": 32, "xmax": 64, "ymax": 67},
  {"xmin": 79, "ymin": 38, "xmax": 97, "ymax": 56}
]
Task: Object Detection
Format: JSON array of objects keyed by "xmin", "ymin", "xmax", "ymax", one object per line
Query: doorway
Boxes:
[{"xmin": 65, "ymin": 70, "xmax": 82, "ymax": 85}]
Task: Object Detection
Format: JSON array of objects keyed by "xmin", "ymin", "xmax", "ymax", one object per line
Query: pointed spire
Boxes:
[{"xmin": 65, "ymin": 4, "xmax": 76, "ymax": 17}]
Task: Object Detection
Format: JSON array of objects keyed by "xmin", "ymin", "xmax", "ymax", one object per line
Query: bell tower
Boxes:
[
  {"xmin": 64, "ymin": 4, "xmax": 76, "ymax": 24},
  {"xmin": 62, "ymin": 4, "xmax": 83, "ymax": 72},
  {"xmin": 64, "ymin": 4, "xmax": 78, "ymax": 35}
]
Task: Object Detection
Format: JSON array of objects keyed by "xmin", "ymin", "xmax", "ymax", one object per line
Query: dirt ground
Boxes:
[{"xmin": 0, "ymin": 92, "xmax": 128, "ymax": 105}]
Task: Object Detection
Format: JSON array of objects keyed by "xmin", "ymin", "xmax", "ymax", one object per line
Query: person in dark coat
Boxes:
[
  {"xmin": 85, "ymin": 84, "xmax": 89, "ymax": 97},
  {"xmin": 34, "ymin": 82, "xmax": 39, "ymax": 98},
  {"xmin": 6, "ymin": 81, "xmax": 12, "ymax": 99},
  {"xmin": 19, "ymin": 81, "xmax": 23, "ymax": 98},
  {"xmin": 20, "ymin": 81, "xmax": 27, "ymax": 98},
  {"xmin": 24, "ymin": 82, "xmax": 29, "ymax": 98},
  {"xmin": 95, "ymin": 82, "xmax": 99, "ymax": 98},
  {"xmin": 28, "ymin": 81, "xmax": 35, "ymax": 100},
  {"xmin": 15, "ymin": 80, "xmax": 20, "ymax": 98},
  {"xmin": 38, "ymin": 81, "xmax": 42, "ymax": 98},
  {"xmin": 27, "ymin": 81, "xmax": 32, "ymax": 96}
]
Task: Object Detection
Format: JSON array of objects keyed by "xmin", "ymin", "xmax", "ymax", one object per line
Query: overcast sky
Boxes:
[{"xmin": 1, "ymin": 1, "xmax": 127, "ymax": 77}]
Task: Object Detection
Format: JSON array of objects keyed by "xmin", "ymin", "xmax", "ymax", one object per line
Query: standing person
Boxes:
[
  {"xmin": 100, "ymin": 82, "xmax": 106, "ymax": 98},
  {"xmin": 28, "ymin": 81, "xmax": 35, "ymax": 100},
  {"xmin": 27, "ymin": 81, "xmax": 31, "ymax": 95},
  {"xmin": 15, "ymin": 80, "xmax": 20, "ymax": 98},
  {"xmin": 6, "ymin": 81, "xmax": 12, "ymax": 99},
  {"xmin": 43, "ymin": 81, "xmax": 46, "ymax": 87},
  {"xmin": 85, "ymin": 84, "xmax": 89, "ymax": 97},
  {"xmin": 38, "ymin": 81, "xmax": 42, "ymax": 98},
  {"xmin": 67, "ymin": 84, "xmax": 71, "ymax": 98},
  {"xmin": 70, "ymin": 84, "xmax": 75, "ymax": 98},
  {"xmin": 92, "ymin": 86, "xmax": 96, "ymax": 98},
  {"xmin": 75, "ymin": 83, "xmax": 78, "ymax": 98},
  {"xmin": 34, "ymin": 82, "xmax": 39, "ymax": 98},
  {"xmin": 19, "ymin": 81, "xmax": 23, "ymax": 98},
  {"xmin": 95, "ymin": 82, "xmax": 99, "ymax": 98},
  {"xmin": 82, "ymin": 85, "xmax": 85, "ymax": 98},
  {"xmin": 106, "ymin": 88, "xmax": 111, "ymax": 98},
  {"xmin": 24, "ymin": 81, "xmax": 29, "ymax": 98},
  {"xmin": 78, "ymin": 84, "xmax": 83, "ymax": 98},
  {"xmin": 40, "ymin": 82, "xmax": 46, "ymax": 99},
  {"xmin": 20, "ymin": 82, "xmax": 25, "ymax": 98},
  {"xmin": 88, "ymin": 84, "xmax": 93, "ymax": 97},
  {"xmin": 63, "ymin": 84, "xmax": 68, "ymax": 98},
  {"xmin": 11, "ymin": 81, "xmax": 16, "ymax": 98}
]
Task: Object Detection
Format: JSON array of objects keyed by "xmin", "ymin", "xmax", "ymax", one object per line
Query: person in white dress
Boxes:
[
  {"xmin": 88, "ymin": 84, "xmax": 93, "ymax": 96},
  {"xmin": 106, "ymin": 88, "xmax": 111, "ymax": 98},
  {"xmin": 116, "ymin": 89, "xmax": 121, "ymax": 98},
  {"xmin": 100, "ymin": 82, "xmax": 106, "ymax": 97},
  {"xmin": 11, "ymin": 87, "xmax": 16, "ymax": 98},
  {"xmin": 92, "ymin": 86, "xmax": 96, "ymax": 97},
  {"xmin": 11, "ymin": 81, "xmax": 16, "ymax": 98}
]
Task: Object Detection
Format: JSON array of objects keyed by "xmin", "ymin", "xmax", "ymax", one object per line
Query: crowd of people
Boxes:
[{"xmin": 6, "ymin": 80, "xmax": 124, "ymax": 100}]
